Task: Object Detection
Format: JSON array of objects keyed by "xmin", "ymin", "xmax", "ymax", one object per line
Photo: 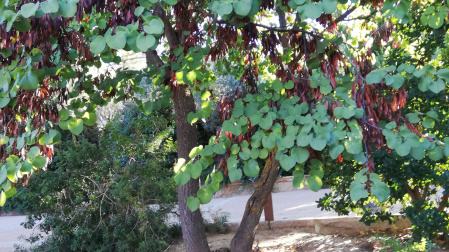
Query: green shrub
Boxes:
[{"xmin": 12, "ymin": 105, "xmax": 180, "ymax": 252}]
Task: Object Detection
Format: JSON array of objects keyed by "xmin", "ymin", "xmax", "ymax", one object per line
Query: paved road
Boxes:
[
  {"xmin": 0, "ymin": 189, "xmax": 368, "ymax": 251},
  {"xmin": 0, "ymin": 215, "xmax": 47, "ymax": 252},
  {"xmin": 202, "ymin": 189, "xmax": 357, "ymax": 223}
]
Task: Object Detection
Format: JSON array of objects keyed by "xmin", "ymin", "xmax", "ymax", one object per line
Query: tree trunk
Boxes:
[
  {"xmin": 174, "ymin": 84, "xmax": 211, "ymax": 252},
  {"xmin": 145, "ymin": 11, "xmax": 211, "ymax": 249},
  {"xmin": 230, "ymin": 151, "xmax": 280, "ymax": 252}
]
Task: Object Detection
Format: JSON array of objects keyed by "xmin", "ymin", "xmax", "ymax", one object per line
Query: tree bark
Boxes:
[
  {"xmin": 174, "ymin": 85, "xmax": 211, "ymax": 252},
  {"xmin": 230, "ymin": 151, "xmax": 280, "ymax": 252},
  {"xmin": 147, "ymin": 4, "xmax": 211, "ymax": 250},
  {"xmin": 438, "ymin": 193, "xmax": 448, "ymax": 212}
]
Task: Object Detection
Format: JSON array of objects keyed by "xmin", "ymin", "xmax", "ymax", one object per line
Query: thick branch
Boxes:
[
  {"xmin": 438, "ymin": 193, "xmax": 448, "ymax": 212},
  {"xmin": 407, "ymin": 185, "xmax": 421, "ymax": 201},
  {"xmin": 154, "ymin": 3, "xmax": 179, "ymax": 49},
  {"xmin": 334, "ymin": 5, "xmax": 358, "ymax": 24},
  {"xmin": 421, "ymin": 182, "xmax": 430, "ymax": 200},
  {"xmin": 230, "ymin": 149, "xmax": 280, "ymax": 252},
  {"xmin": 145, "ymin": 50, "xmax": 163, "ymax": 70},
  {"xmin": 276, "ymin": 6, "xmax": 289, "ymax": 52}
]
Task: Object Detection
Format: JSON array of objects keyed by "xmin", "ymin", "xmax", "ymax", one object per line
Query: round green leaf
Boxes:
[
  {"xmin": 280, "ymin": 155, "xmax": 296, "ymax": 171},
  {"xmin": 322, "ymin": 0, "xmax": 337, "ymax": 14},
  {"xmin": 405, "ymin": 113, "xmax": 420, "ymax": 123},
  {"xmin": 258, "ymin": 148, "xmax": 268, "ymax": 159},
  {"xmin": 68, "ymin": 118, "xmax": 84, "ymax": 135},
  {"xmin": 188, "ymin": 162, "xmax": 202, "ymax": 179},
  {"xmin": 395, "ymin": 143, "xmax": 411, "ymax": 157},
  {"xmin": 13, "ymin": 18, "xmax": 32, "ymax": 32},
  {"xmin": 291, "ymin": 147, "xmax": 309, "ymax": 164},
  {"xmin": 350, "ymin": 182, "xmax": 368, "ymax": 202},
  {"xmin": 229, "ymin": 169, "xmax": 242, "ymax": 182},
  {"xmin": 82, "ymin": 111, "xmax": 97, "ymax": 126},
  {"xmin": 106, "ymin": 33, "xmax": 127, "ymax": 50},
  {"xmin": 0, "ymin": 98, "xmax": 10, "ymax": 108},
  {"xmin": 292, "ymin": 168, "xmax": 305, "ymax": 189},
  {"xmin": 28, "ymin": 146, "xmax": 40, "ymax": 158},
  {"xmin": 39, "ymin": 129, "xmax": 61, "ymax": 145},
  {"xmin": 344, "ymin": 140, "xmax": 362, "ymax": 154},
  {"xmin": 320, "ymin": 84, "xmax": 332, "ymax": 95},
  {"xmin": 303, "ymin": 1, "xmax": 323, "ymax": 19},
  {"xmin": 90, "ymin": 35, "xmax": 106, "ymax": 55},
  {"xmin": 310, "ymin": 137, "xmax": 326, "ymax": 151},
  {"xmin": 250, "ymin": 148, "xmax": 259, "ymax": 159},
  {"xmin": 144, "ymin": 18, "xmax": 164, "ymax": 35},
  {"xmin": 371, "ymin": 180, "xmax": 390, "ymax": 202},
  {"xmin": 418, "ymin": 76, "xmax": 432, "ymax": 92},
  {"xmin": 306, "ymin": 175, "xmax": 322, "ymax": 192},
  {"xmin": 58, "ymin": 0, "xmax": 77, "ymax": 18},
  {"xmin": 32, "ymin": 156, "xmax": 47, "ymax": 168},
  {"xmin": 19, "ymin": 71, "xmax": 39, "ymax": 90},
  {"xmin": 277, "ymin": 135, "xmax": 295, "ymax": 149},
  {"xmin": 20, "ymin": 161, "xmax": 33, "ymax": 173},
  {"xmin": 136, "ymin": 34, "xmax": 156, "ymax": 52},
  {"xmin": 187, "ymin": 112, "xmax": 198, "ymax": 124},
  {"xmin": 217, "ymin": 2, "xmax": 233, "ymax": 16},
  {"xmin": 428, "ymin": 146, "xmax": 443, "ymax": 161},
  {"xmin": 366, "ymin": 69, "xmax": 385, "ymax": 84},
  {"xmin": 259, "ymin": 116, "xmax": 273, "ymax": 130},
  {"xmin": 211, "ymin": 171, "xmax": 224, "ymax": 183},
  {"xmin": 213, "ymin": 142, "xmax": 226, "ymax": 155},
  {"xmin": 197, "ymin": 188, "xmax": 213, "ymax": 204},
  {"xmin": 437, "ymin": 69, "xmax": 449, "ymax": 82},
  {"xmin": 429, "ymin": 79, "xmax": 445, "ymax": 94},
  {"xmin": 174, "ymin": 170, "xmax": 190, "ymax": 186},
  {"xmin": 428, "ymin": 11, "xmax": 445, "ymax": 29},
  {"xmin": 187, "ymin": 196, "xmax": 200, "ymax": 211},
  {"xmin": 262, "ymin": 134, "xmax": 275, "ymax": 150},
  {"xmin": 20, "ymin": 3, "xmax": 39, "ymax": 18},
  {"xmin": 243, "ymin": 159, "xmax": 259, "ymax": 177},
  {"xmin": 410, "ymin": 147, "xmax": 425, "ymax": 160},
  {"xmin": 296, "ymin": 133, "xmax": 311, "ymax": 147},
  {"xmin": 422, "ymin": 117, "xmax": 435, "ymax": 128},
  {"xmin": 134, "ymin": 6, "xmax": 145, "ymax": 16},
  {"xmin": 41, "ymin": 0, "xmax": 59, "ymax": 13},
  {"xmin": 233, "ymin": 0, "xmax": 252, "ymax": 16},
  {"xmin": 59, "ymin": 109, "xmax": 70, "ymax": 121},
  {"xmin": 329, "ymin": 144, "xmax": 344, "ymax": 159}
]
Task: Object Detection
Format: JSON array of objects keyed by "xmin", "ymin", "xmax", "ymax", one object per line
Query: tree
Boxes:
[
  {"xmin": 318, "ymin": 26, "xmax": 449, "ymax": 241},
  {"xmin": 0, "ymin": 0, "xmax": 449, "ymax": 251}
]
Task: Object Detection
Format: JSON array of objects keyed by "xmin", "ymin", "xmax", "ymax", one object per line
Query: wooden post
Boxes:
[{"xmin": 264, "ymin": 192, "xmax": 274, "ymax": 229}]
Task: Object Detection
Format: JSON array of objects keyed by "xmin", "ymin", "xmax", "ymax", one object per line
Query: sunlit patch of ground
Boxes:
[{"xmin": 167, "ymin": 226, "xmax": 449, "ymax": 252}]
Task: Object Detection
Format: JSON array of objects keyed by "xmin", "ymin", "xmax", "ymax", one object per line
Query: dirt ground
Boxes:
[{"xmin": 166, "ymin": 226, "xmax": 449, "ymax": 252}]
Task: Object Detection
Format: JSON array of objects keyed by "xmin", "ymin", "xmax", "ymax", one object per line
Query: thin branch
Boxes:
[
  {"xmin": 252, "ymin": 23, "xmax": 324, "ymax": 38},
  {"xmin": 341, "ymin": 13, "xmax": 376, "ymax": 22}
]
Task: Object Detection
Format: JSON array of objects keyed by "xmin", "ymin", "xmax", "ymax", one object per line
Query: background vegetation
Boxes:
[{"xmin": 4, "ymin": 104, "xmax": 180, "ymax": 252}]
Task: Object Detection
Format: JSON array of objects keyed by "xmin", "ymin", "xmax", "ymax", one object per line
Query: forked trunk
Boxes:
[
  {"xmin": 230, "ymin": 151, "xmax": 280, "ymax": 252},
  {"xmin": 174, "ymin": 85, "xmax": 211, "ymax": 252}
]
